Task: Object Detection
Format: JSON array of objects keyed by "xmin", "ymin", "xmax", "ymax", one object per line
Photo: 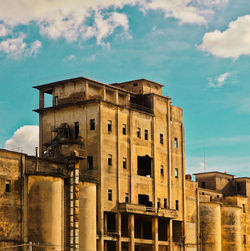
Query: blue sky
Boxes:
[{"xmin": 1, "ymin": 0, "xmax": 250, "ymax": 176}]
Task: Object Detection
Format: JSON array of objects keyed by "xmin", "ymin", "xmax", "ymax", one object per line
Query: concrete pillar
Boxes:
[
  {"xmin": 117, "ymin": 213, "xmax": 122, "ymax": 251},
  {"xmin": 169, "ymin": 219, "xmax": 173, "ymax": 251},
  {"xmin": 39, "ymin": 91, "xmax": 44, "ymax": 108},
  {"xmin": 85, "ymin": 82, "xmax": 89, "ymax": 99},
  {"xmin": 103, "ymin": 87, "xmax": 106, "ymax": 101},
  {"xmin": 115, "ymin": 90, "xmax": 119, "ymax": 104},
  {"xmin": 129, "ymin": 214, "xmax": 135, "ymax": 251},
  {"xmin": 153, "ymin": 217, "xmax": 159, "ymax": 251}
]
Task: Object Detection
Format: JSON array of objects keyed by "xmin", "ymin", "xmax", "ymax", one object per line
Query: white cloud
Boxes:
[
  {"xmin": 63, "ymin": 54, "xmax": 76, "ymax": 62},
  {"xmin": 5, "ymin": 125, "xmax": 39, "ymax": 156},
  {"xmin": 208, "ymin": 72, "xmax": 232, "ymax": 88},
  {"xmin": 0, "ymin": 24, "xmax": 10, "ymax": 37},
  {"xmin": 0, "ymin": 33, "xmax": 42, "ymax": 58},
  {"xmin": 84, "ymin": 12, "xmax": 129, "ymax": 45},
  {"xmin": 142, "ymin": 0, "xmax": 207, "ymax": 25},
  {"xmin": 195, "ymin": 0, "xmax": 229, "ymax": 7},
  {"xmin": 198, "ymin": 15, "xmax": 250, "ymax": 58}
]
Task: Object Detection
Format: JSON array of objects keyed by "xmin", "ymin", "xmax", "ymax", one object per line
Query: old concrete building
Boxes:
[{"xmin": 0, "ymin": 76, "xmax": 249, "ymax": 251}]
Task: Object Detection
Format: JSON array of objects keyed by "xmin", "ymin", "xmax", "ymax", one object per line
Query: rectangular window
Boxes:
[
  {"xmin": 157, "ymin": 199, "xmax": 161, "ymax": 209},
  {"xmin": 123, "ymin": 158, "xmax": 127, "ymax": 169},
  {"xmin": 160, "ymin": 134, "xmax": 163, "ymax": 144},
  {"xmin": 160, "ymin": 165, "xmax": 164, "ymax": 176},
  {"xmin": 137, "ymin": 128, "xmax": 141, "ymax": 138},
  {"xmin": 144, "ymin": 129, "xmax": 148, "ymax": 140},
  {"xmin": 125, "ymin": 193, "xmax": 129, "ymax": 203},
  {"xmin": 90, "ymin": 119, "xmax": 95, "ymax": 130},
  {"xmin": 175, "ymin": 200, "xmax": 179, "ymax": 210},
  {"xmin": 74, "ymin": 122, "xmax": 79, "ymax": 139},
  {"xmin": 202, "ymin": 182, "xmax": 206, "ymax": 188},
  {"xmin": 243, "ymin": 204, "xmax": 246, "ymax": 213},
  {"xmin": 108, "ymin": 154, "xmax": 112, "ymax": 166},
  {"xmin": 5, "ymin": 180, "xmax": 11, "ymax": 192},
  {"xmin": 243, "ymin": 234, "xmax": 247, "ymax": 245},
  {"xmin": 133, "ymin": 83, "xmax": 138, "ymax": 86},
  {"xmin": 122, "ymin": 124, "xmax": 126, "ymax": 135},
  {"xmin": 55, "ymin": 96, "xmax": 58, "ymax": 106},
  {"xmin": 164, "ymin": 198, "xmax": 167, "ymax": 209},
  {"xmin": 108, "ymin": 120, "xmax": 112, "ymax": 132},
  {"xmin": 175, "ymin": 168, "xmax": 178, "ymax": 178},
  {"xmin": 174, "ymin": 138, "xmax": 178, "ymax": 148},
  {"xmin": 87, "ymin": 156, "xmax": 93, "ymax": 170},
  {"xmin": 108, "ymin": 189, "xmax": 112, "ymax": 201}
]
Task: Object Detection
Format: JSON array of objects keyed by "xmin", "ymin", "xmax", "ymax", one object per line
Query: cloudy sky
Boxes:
[{"xmin": 1, "ymin": 0, "xmax": 250, "ymax": 176}]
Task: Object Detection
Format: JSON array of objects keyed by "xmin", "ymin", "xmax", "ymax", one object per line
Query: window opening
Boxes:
[
  {"xmin": 175, "ymin": 168, "xmax": 178, "ymax": 178},
  {"xmin": 105, "ymin": 212, "xmax": 117, "ymax": 233},
  {"xmin": 121, "ymin": 214, "xmax": 129, "ymax": 237},
  {"xmin": 174, "ymin": 138, "xmax": 178, "ymax": 148},
  {"xmin": 201, "ymin": 182, "xmax": 206, "ymax": 188},
  {"xmin": 164, "ymin": 198, "xmax": 167, "ymax": 209},
  {"xmin": 87, "ymin": 156, "xmax": 93, "ymax": 170},
  {"xmin": 243, "ymin": 234, "xmax": 247, "ymax": 245},
  {"xmin": 157, "ymin": 198, "xmax": 161, "ymax": 209},
  {"xmin": 243, "ymin": 204, "xmax": 246, "ymax": 213},
  {"xmin": 108, "ymin": 120, "xmax": 112, "ymax": 132},
  {"xmin": 123, "ymin": 158, "xmax": 127, "ymax": 169},
  {"xmin": 137, "ymin": 155, "xmax": 151, "ymax": 177},
  {"xmin": 160, "ymin": 134, "xmax": 163, "ymax": 144},
  {"xmin": 5, "ymin": 180, "xmax": 11, "ymax": 192},
  {"xmin": 55, "ymin": 96, "xmax": 58, "ymax": 106},
  {"xmin": 138, "ymin": 194, "xmax": 152, "ymax": 207},
  {"xmin": 145, "ymin": 129, "xmax": 148, "ymax": 140},
  {"xmin": 125, "ymin": 193, "xmax": 129, "ymax": 203},
  {"xmin": 90, "ymin": 119, "xmax": 95, "ymax": 130},
  {"xmin": 108, "ymin": 189, "xmax": 112, "ymax": 201},
  {"xmin": 133, "ymin": 83, "xmax": 138, "ymax": 86},
  {"xmin": 237, "ymin": 183, "xmax": 241, "ymax": 192},
  {"xmin": 122, "ymin": 124, "xmax": 126, "ymax": 135},
  {"xmin": 159, "ymin": 219, "xmax": 168, "ymax": 241},
  {"xmin": 108, "ymin": 154, "xmax": 112, "ymax": 166},
  {"xmin": 175, "ymin": 200, "xmax": 179, "ymax": 210},
  {"xmin": 74, "ymin": 122, "xmax": 79, "ymax": 139},
  {"xmin": 137, "ymin": 128, "xmax": 141, "ymax": 138},
  {"xmin": 160, "ymin": 165, "xmax": 164, "ymax": 176}
]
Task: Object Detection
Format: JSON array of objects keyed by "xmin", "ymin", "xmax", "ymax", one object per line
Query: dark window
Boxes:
[
  {"xmin": 138, "ymin": 194, "xmax": 152, "ymax": 207},
  {"xmin": 243, "ymin": 204, "xmax": 246, "ymax": 213},
  {"xmin": 175, "ymin": 168, "xmax": 178, "ymax": 178},
  {"xmin": 243, "ymin": 234, "xmax": 247, "ymax": 245},
  {"xmin": 145, "ymin": 130, "xmax": 148, "ymax": 140},
  {"xmin": 210, "ymin": 196, "xmax": 212, "ymax": 201},
  {"xmin": 123, "ymin": 158, "xmax": 127, "ymax": 169},
  {"xmin": 137, "ymin": 128, "xmax": 141, "ymax": 138},
  {"xmin": 122, "ymin": 124, "xmax": 126, "ymax": 135},
  {"xmin": 160, "ymin": 134, "xmax": 163, "ymax": 144},
  {"xmin": 108, "ymin": 189, "xmax": 112, "ymax": 201},
  {"xmin": 217, "ymin": 195, "xmax": 220, "ymax": 198},
  {"xmin": 164, "ymin": 198, "xmax": 167, "ymax": 209},
  {"xmin": 74, "ymin": 122, "xmax": 79, "ymax": 139},
  {"xmin": 90, "ymin": 119, "xmax": 95, "ymax": 130},
  {"xmin": 237, "ymin": 183, "xmax": 241, "ymax": 192},
  {"xmin": 201, "ymin": 182, "xmax": 206, "ymax": 188},
  {"xmin": 5, "ymin": 181, "xmax": 10, "ymax": 192},
  {"xmin": 157, "ymin": 199, "xmax": 161, "ymax": 209},
  {"xmin": 137, "ymin": 155, "xmax": 151, "ymax": 177},
  {"xmin": 55, "ymin": 96, "xmax": 58, "ymax": 106},
  {"xmin": 175, "ymin": 200, "xmax": 179, "ymax": 210},
  {"xmin": 87, "ymin": 156, "xmax": 93, "ymax": 170},
  {"xmin": 174, "ymin": 138, "xmax": 178, "ymax": 148},
  {"xmin": 202, "ymin": 192, "xmax": 205, "ymax": 195},
  {"xmin": 106, "ymin": 212, "xmax": 116, "ymax": 232},
  {"xmin": 108, "ymin": 120, "xmax": 112, "ymax": 132},
  {"xmin": 125, "ymin": 193, "xmax": 129, "ymax": 203},
  {"xmin": 160, "ymin": 165, "xmax": 164, "ymax": 176},
  {"xmin": 133, "ymin": 83, "xmax": 138, "ymax": 86},
  {"xmin": 108, "ymin": 155, "xmax": 112, "ymax": 166}
]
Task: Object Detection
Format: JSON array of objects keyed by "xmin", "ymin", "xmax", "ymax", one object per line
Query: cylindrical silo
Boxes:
[
  {"xmin": 221, "ymin": 205, "xmax": 241, "ymax": 251},
  {"xmin": 199, "ymin": 202, "xmax": 221, "ymax": 251},
  {"xmin": 28, "ymin": 175, "xmax": 64, "ymax": 249},
  {"xmin": 79, "ymin": 181, "xmax": 97, "ymax": 251}
]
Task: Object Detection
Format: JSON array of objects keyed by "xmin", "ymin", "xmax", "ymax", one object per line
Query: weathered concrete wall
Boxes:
[
  {"xmin": 221, "ymin": 205, "xmax": 241, "ymax": 251},
  {"xmin": 28, "ymin": 175, "xmax": 64, "ymax": 248},
  {"xmin": 79, "ymin": 181, "xmax": 97, "ymax": 251},
  {"xmin": 200, "ymin": 202, "xmax": 221, "ymax": 251}
]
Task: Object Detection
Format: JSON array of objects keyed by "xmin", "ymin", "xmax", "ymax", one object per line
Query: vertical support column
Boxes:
[
  {"xmin": 152, "ymin": 102, "xmax": 157, "ymax": 211},
  {"xmin": 129, "ymin": 214, "xmax": 135, "ymax": 251},
  {"xmin": 115, "ymin": 90, "xmax": 119, "ymax": 105},
  {"xmin": 117, "ymin": 213, "xmax": 122, "ymax": 251},
  {"xmin": 167, "ymin": 100, "xmax": 172, "ymax": 209},
  {"xmin": 39, "ymin": 91, "xmax": 44, "ymax": 109},
  {"xmin": 116, "ymin": 107, "xmax": 120, "ymax": 205},
  {"xmin": 85, "ymin": 82, "xmax": 89, "ymax": 100},
  {"xmin": 153, "ymin": 217, "xmax": 159, "ymax": 251},
  {"xmin": 169, "ymin": 220, "xmax": 173, "ymax": 251},
  {"xmin": 103, "ymin": 87, "xmax": 106, "ymax": 101},
  {"xmin": 129, "ymin": 111, "xmax": 134, "ymax": 203}
]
